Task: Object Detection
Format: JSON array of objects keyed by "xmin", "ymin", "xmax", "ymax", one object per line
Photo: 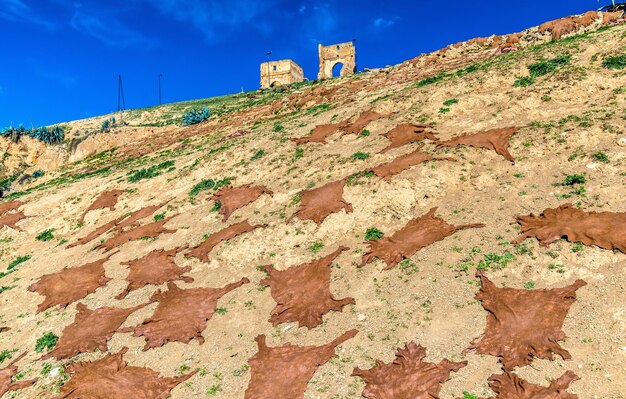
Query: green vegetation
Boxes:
[
  {"xmin": 0, "ymin": 125, "xmax": 65, "ymax": 144},
  {"xmin": 0, "ymin": 349, "xmax": 17, "ymax": 363},
  {"xmin": 443, "ymin": 98, "xmax": 459, "ymax": 106},
  {"xmin": 101, "ymin": 116, "xmax": 116, "ymax": 132},
  {"xmin": 463, "ymin": 392, "xmax": 478, "ymax": 399},
  {"xmin": 36, "ymin": 229, "xmax": 55, "ymax": 242},
  {"xmin": 416, "ymin": 72, "xmax": 448, "ymax": 87},
  {"xmin": 35, "ymin": 333, "xmax": 59, "ymax": 352},
  {"xmin": 207, "ymin": 385, "xmax": 222, "ymax": 395},
  {"xmin": 250, "ymin": 149, "xmax": 266, "ymax": 161},
  {"xmin": 32, "ymin": 170, "xmax": 45, "ymax": 178},
  {"xmin": 524, "ymin": 280, "xmax": 536, "ymax": 289},
  {"xmin": 153, "ymin": 212, "xmax": 165, "ymax": 222},
  {"xmin": 364, "ymin": 228, "xmax": 384, "ymax": 241},
  {"xmin": 602, "ymin": 55, "xmax": 626, "ymax": 70},
  {"xmin": 562, "ymin": 174, "xmax": 586, "ymax": 186},
  {"xmin": 438, "ymin": 107, "xmax": 451, "ymax": 114},
  {"xmin": 571, "ymin": 242, "xmax": 584, "ymax": 252},
  {"xmin": 0, "ymin": 255, "xmax": 31, "ymax": 279},
  {"xmin": 360, "ymin": 129, "xmax": 370, "ymax": 137},
  {"xmin": 127, "ymin": 160, "xmax": 175, "ymax": 183},
  {"xmin": 210, "ymin": 201, "xmax": 222, "ymax": 212},
  {"xmin": 309, "ymin": 242, "xmax": 324, "ymax": 253},
  {"xmin": 514, "ymin": 55, "xmax": 570, "ymax": 86},
  {"xmin": 591, "ymin": 151, "xmax": 609, "ymax": 163},
  {"xmin": 292, "ymin": 147, "xmax": 304, "ymax": 162},
  {"xmin": 182, "ymin": 107, "xmax": 210, "ymax": 126},
  {"xmin": 477, "ymin": 252, "xmax": 514, "ymax": 271},
  {"xmin": 351, "ymin": 152, "xmax": 370, "ymax": 161},
  {"xmin": 273, "ymin": 122, "xmax": 285, "ymax": 132}
]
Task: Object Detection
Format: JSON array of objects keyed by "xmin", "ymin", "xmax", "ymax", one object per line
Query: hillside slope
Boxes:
[{"xmin": 0, "ymin": 11, "xmax": 625, "ymax": 399}]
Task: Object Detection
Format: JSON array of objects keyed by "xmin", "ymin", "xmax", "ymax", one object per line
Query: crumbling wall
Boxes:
[
  {"xmin": 318, "ymin": 42, "xmax": 356, "ymax": 79},
  {"xmin": 260, "ymin": 59, "xmax": 304, "ymax": 88}
]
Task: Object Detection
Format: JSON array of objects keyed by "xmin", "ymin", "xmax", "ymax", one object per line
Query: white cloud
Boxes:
[
  {"xmin": 142, "ymin": 0, "xmax": 276, "ymax": 42},
  {"xmin": 69, "ymin": 3, "xmax": 154, "ymax": 47},
  {"xmin": 0, "ymin": 0, "xmax": 57, "ymax": 29},
  {"xmin": 373, "ymin": 16, "xmax": 399, "ymax": 29}
]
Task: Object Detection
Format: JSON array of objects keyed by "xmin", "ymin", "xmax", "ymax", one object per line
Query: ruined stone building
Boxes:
[
  {"xmin": 260, "ymin": 60, "xmax": 304, "ymax": 89},
  {"xmin": 318, "ymin": 42, "xmax": 356, "ymax": 80}
]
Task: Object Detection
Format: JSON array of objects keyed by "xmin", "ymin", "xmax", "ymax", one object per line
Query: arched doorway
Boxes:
[
  {"xmin": 331, "ymin": 62, "xmax": 344, "ymax": 78},
  {"xmin": 270, "ymin": 81, "xmax": 281, "ymax": 87}
]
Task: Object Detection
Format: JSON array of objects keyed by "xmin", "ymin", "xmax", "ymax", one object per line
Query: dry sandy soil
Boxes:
[{"xmin": 0, "ymin": 11, "xmax": 625, "ymax": 399}]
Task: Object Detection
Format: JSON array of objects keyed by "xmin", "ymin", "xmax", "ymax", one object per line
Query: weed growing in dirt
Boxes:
[
  {"xmin": 592, "ymin": 151, "xmax": 609, "ymax": 163},
  {"xmin": 364, "ymin": 228, "xmax": 384, "ymax": 241},
  {"xmin": 602, "ymin": 55, "xmax": 626, "ymax": 69},
  {"xmin": 524, "ymin": 280, "xmax": 536, "ymax": 289},
  {"xmin": 292, "ymin": 148, "xmax": 304, "ymax": 163},
  {"xmin": 0, "ymin": 349, "xmax": 17, "ymax": 363},
  {"xmin": 210, "ymin": 201, "xmax": 222, "ymax": 212},
  {"xmin": 189, "ymin": 177, "xmax": 232, "ymax": 197},
  {"xmin": 273, "ymin": 122, "xmax": 285, "ymax": 132},
  {"xmin": 250, "ymin": 149, "xmax": 265, "ymax": 161},
  {"xmin": 35, "ymin": 332, "xmax": 58, "ymax": 352},
  {"xmin": 399, "ymin": 259, "xmax": 418, "ymax": 275},
  {"xmin": 514, "ymin": 54, "xmax": 570, "ymax": 86},
  {"xmin": 215, "ymin": 307, "xmax": 227, "ymax": 315},
  {"xmin": 0, "ymin": 255, "xmax": 31, "ymax": 279},
  {"xmin": 0, "ymin": 285, "xmax": 16, "ymax": 294},
  {"xmin": 309, "ymin": 242, "xmax": 324, "ymax": 253},
  {"xmin": 207, "ymin": 385, "xmax": 222, "ymax": 395},
  {"xmin": 36, "ymin": 229, "xmax": 55, "ymax": 242},
  {"xmin": 463, "ymin": 392, "xmax": 478, "ymax": 399},
  {"xmin": 416, "ymin": 72, "xmax": 449, "ymax": 87},
  {"xmin": 571, "ymin": 242, "xmax": 584, "ymax": 252},
  {"xmin": 153, "ymin": 212, "xmax": 165, "ymax": 222},
  {"xmin": 562, "ymin": 174, "xmax": 586, "ymax": 186},
  {"xmin": 443, "ymin": 98, "xmax": 459, "ymax": 107},
  {"xmin": 360, "ymin": 129, "xmax": 370, "ymax": 137},
  {"xmin": 127, "ymin": 160, "xmax": 175, "ymax": 183},
  {"xmin": 477, "ymin": 252, "xmax": 514, "ymax": 271},
  {"xmin": 439, "ymin": 107, "xmax": 451, "ymax": 114},
  {"xmin": 346, "ymin": 170, "xmax": 375, "ymax": 186},
  {"xmin": 351, "ymin": 152, "xmax": 370, "ymax": 161}
]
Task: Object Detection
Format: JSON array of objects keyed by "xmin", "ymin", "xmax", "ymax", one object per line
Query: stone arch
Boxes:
[
  {"xmin": 318, "ymin": 42, "xmax": 356, "ymax": 80},
  {"xmin": 331, "ymin": 62, "xmax": 344, "ymax": 78}
]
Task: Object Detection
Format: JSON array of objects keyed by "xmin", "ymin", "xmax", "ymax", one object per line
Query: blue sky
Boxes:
[{"xmin": 0, "ymin": 0, "xmax": 601, "ymax": 126}]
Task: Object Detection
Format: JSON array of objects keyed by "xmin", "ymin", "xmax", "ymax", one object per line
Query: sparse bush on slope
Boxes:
[
  {"xmin": 514, "ymin": 54, "xmax": 571, "ymax": 87},
  {"xmin": 183, "ymin": 107, "xmax": 210, "ymax": 126},
  {"xmin": 602, "ymin": 55, "xmax": 626, "ymax": 70},
  {"xmin": 0, "ymin": 125, "xmax": 65, "ymax": 144}
]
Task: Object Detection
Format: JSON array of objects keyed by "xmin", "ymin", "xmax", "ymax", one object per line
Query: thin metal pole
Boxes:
[
  {"xmin": 266, "ymin": 51, "xmax": 272, "ymax": 88},
  {"xmin": 158, "ymin": 74, "xmax": 163, "ymax": 105}
]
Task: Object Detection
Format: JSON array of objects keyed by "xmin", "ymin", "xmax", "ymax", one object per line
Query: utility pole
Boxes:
[
  {"xmin": 117, "ymin": 75, "xmax": 126, "ymax": 112},
  {"xmin": 158, "ymin": 74, "xmax": 163, "ymax": 105},
  {"xmin": 266, "ymin": 51, "xmax": 272, "ymax": 89}
]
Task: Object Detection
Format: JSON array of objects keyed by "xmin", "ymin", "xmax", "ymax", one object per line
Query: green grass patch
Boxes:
[
  {"xmin": 35, "ymin": 332, "xmax": 58, "ymax": 352},
  {"xmin": 36, "ymin": 229, "xmax": 55, "ymax": 242},
  {"xmin": 602, "ymin": 55, "xmax": 626, "ymax": 70},
  {"xmin": 351, "ymin": 152, "xmax": 370, "ymax": 161},
  {"xmin": 364, "ymin": 227, "xmax": 384, "ymax": 241},
  {"xmin": 127, "ymin": 160, "xmax": 175, "ymax": 183}
]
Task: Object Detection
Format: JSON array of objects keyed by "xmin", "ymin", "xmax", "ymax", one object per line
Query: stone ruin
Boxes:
[
  {"xmin": 260, "ymin": 41, "xmax": 357, "ymax": 88},
  {"xmin": 318, "ymin": 41, "xmax": 356, "ymax": 79},
  {"xmin": 260, "ymin": 59, "xmax": 304, "ymax": 88}
]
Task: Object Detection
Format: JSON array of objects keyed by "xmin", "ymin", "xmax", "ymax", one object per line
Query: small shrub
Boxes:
[
  {"xmin": 207, "ymin": 385, "xmax": 222, "ymax": 395},
  {"xmin": 182, "ymin": 107, "xmax": 210, "ymax": 126},
  {"xmin": 524, "ymin": 280, "xmax": 535, "ymax": 289},
  {"xmin": 463, "ymin": 392, "xmax": 478, "ymax": 399},
  {"xmin": 189, "ymin": 179, "xmax": 215, "ymax": 196},
  {"xmin": 210, "ymin": 201, "xmax": 222, "ymax": 212},
  {"xmin": 514, "ymin": 76, "xmax": 535, "ymax": 87},
  {"xmin": 364, "ymin": 227, "xmax": 384, "ymax": 241},
  {"xmin": 0, "ymin": 349, "xmax": 17, "ymax": 363},
  {"xmin": 273, "ymin": 122, "xmax": 285, "ymax": 132},
  {"xmin": 477, "ymin": 252, "xmax": 514, "ymax": 271},
  {"xmin": 562, "ymin": 174, "xmax": 586, "ymax": 186},
  {"xmin": 31, "ymin": 170, "xmax": 44, "ymax": 178},
  {"xmin": 35, "ymin": 332, "xmax": 59, "ymax": 352},
  {"xmin": 153, "ymin": 212, "xmax": 165, "ymax": 221},
  {"xmin": 443, "ymin": 98, "xmax": 459, "ymax": 106},
  {"xmin": 250, "ymin": 149, "xmax": 265, "ymax": 161},
  {"xmin": 602, "ymin": 55, "xmax": 626, "ymax": 70},
  {"xmin": 36, "ymin": 229, "xmax": 55, "ymax": 242},
  {"xmin": 309, "ymin": 242, "xmax": 324, "ymax": 253},
  {"xmin": 351, "ymin": 152, "xmax": 370, "ymax": 161},
  {"xmin": 292, "ymin": 148, "xmax": 304, "ymax": 162},
  {"xmin": 360, "ymin": 129, "xmax": 370, "ymax": 137},
  {"xmin": 571, "ymin": 242, "xmax": 584, "ymax": 252},
  {"xmin": 592, "ymin": 151, "xmax": 609, "ymax": 163}
]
